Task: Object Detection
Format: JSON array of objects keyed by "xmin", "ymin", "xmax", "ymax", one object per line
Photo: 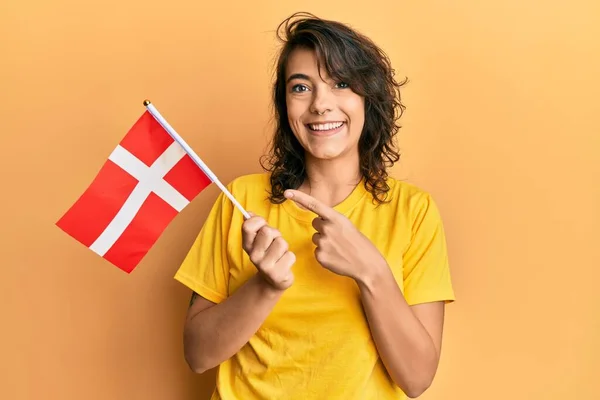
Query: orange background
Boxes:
[{"xmin": 2, "ymin": 1, "xmax": 599, "ymax": 399}]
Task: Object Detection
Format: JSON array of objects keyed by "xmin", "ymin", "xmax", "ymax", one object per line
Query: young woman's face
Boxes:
[{"xmin": 285, "ymin": 48, "xmax": 365, "ymax": 162}]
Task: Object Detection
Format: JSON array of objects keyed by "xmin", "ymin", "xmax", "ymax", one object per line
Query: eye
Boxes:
[
  {"xmin": 291, "ymin": 84, "xmax": 309, "ymax": 93},
  {"xmin": 335, "ymin": 82, "xmax": 350, "ymax": 89}
]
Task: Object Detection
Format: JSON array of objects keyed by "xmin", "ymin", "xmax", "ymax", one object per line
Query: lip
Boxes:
[{"xmin": 305, "ymin": 121, "xmax": 346, "ymax": 137}]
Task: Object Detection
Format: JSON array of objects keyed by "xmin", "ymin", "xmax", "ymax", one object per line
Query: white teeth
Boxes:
[{"xmin": 309, "ymin": 122, "xmax": 344, "ymax": 131}]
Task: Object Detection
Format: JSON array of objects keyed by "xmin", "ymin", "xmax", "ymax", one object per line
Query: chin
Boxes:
[{"xmin": 307, "ymin": 146, "xmax": 348, "ymax": 161}]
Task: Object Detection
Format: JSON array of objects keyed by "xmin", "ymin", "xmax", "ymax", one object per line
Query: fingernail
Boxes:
[{"xmin": 284, "ymin": 190, "xmax": 293, "ymax": 198}]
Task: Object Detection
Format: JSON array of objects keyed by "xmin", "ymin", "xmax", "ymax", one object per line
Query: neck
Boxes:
[{"xmin": 300, "ymin": 152, "xmax": 362, "ymax": 208}]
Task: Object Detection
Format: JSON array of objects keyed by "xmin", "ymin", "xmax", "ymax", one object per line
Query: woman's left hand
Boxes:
[{"xmin": 284, "ymin": 189, "xmax": 388, "ymax": 282}]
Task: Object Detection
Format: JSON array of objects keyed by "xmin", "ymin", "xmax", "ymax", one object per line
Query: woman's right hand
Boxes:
[{"xmin": 241, "ymin": 214, "xmax": 296, "ymax": 291}]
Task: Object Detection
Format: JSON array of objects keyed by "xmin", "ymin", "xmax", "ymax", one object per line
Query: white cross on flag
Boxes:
[{"xmin": 56, "ymin": 107, "xmax": 213, "ymax": 273}]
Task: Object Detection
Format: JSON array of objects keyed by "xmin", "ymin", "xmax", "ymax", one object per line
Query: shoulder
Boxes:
[
  {"xmin": 385, "ymin": 177, "xmax": 434, "ymax": 207},
  {"xmin": 200, "ymin": 173, "xmax": 272, "ymax": 230},
  {"xmin": 227, "ymin": 172, "xmax": 271, "ymax": 191},
  {"xmin": 225, "ymin": 172, "xmax": 271, "ymax": 199},
  {"xmin": 223, "ymin": 172, "xmax": 273, "ymax": 213},
  {"xmin": 383, "ymin": 177, "xmax": 444, "ymax": 224}
]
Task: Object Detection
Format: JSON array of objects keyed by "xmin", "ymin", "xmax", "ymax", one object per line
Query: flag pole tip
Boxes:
[{"xmin": 143, "ymin": 99, "xmax": 151, "ymax": 106}]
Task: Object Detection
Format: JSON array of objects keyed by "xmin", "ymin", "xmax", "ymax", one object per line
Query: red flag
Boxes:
[{"xmin": 57, "ymin": 110, "xmax": 212, "ymax": 273}]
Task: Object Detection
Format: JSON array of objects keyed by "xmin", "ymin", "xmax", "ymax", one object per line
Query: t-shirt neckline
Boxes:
[{"xmin": 281, "ymin": 179, "xmax": 369, "ymax": 222}]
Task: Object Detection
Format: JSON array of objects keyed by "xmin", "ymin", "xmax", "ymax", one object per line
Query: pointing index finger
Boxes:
[{"xmin": 283, "ymin": 189, "xmax": 335, "ymax": 220}]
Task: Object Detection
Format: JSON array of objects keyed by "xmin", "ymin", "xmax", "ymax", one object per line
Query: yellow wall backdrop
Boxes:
[{"xmin": 2, "ymin": 0, "xmax": 599, "ymax": 399}]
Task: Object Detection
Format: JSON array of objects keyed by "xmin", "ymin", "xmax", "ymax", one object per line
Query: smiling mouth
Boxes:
[{"xmin": 306, "ymin": 121, "xmax": 345, "ymax": 133}]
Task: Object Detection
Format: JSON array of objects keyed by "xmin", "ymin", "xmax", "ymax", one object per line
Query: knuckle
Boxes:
[
  {"xmin": 279, "ymin": 274, "xmax": 292, "ymax": 286},
  {"xmin": 249, "ymin": 251, "xmax": 261, "ymax": 265},
  {"xmin": 266, "ymin": 227, "xmax": 282, "ymax": 242},
  {"xmin": 258, "ymin": 226, "xmax": 273, "ymax": 239},
  {"xmin": 314, "ymin": 249, "xmax": 324, "ymax": 263},
  {"xmin": 241, "ymin": 223, "xmax": 252, "ymax": 235},
  {"xmin": 269, "ymin": 227, "xmax": 282, "ymax": 238},
  {"xmin": 283, "ymin": 251, "xmax": 296, "ymax": 267},
  {"xmin": 274, "ymin": 237, "xmax": 288, "ymax": 251},
  {"xmin": 281, "ymin": 274, "xmax": 294, "ymax": 287},
  {"xmin": 288, "ymin": 251, "xmax": 296, "ymax": 264},
  {"xmin": 263, "ymin": 265, "xmax": 277, "ymax": 279},
  {"xmin": 269, "ymin": 269, "xmax": 281, "ymax": 281},
  {"xmin": 261, "ymin": 263, "xmax": 273, "ymax": 274},
  {"xmin": 247, "ymin": 218, "xmax": 265, "ymax": 230}
]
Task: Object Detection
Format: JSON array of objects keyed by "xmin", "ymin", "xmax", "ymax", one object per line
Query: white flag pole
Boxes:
[{"xmin": 143, "ymin": 99, "xmax": 251, "ymax": 220}]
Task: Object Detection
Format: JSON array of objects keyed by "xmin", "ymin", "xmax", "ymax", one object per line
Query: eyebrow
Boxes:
[{"xmin": 286, "ymin": 73, "xmax": 311, "ymax": 83}]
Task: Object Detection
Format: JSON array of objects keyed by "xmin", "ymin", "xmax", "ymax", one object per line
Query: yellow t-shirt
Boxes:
[{"xmin": 174, "ymin": 172, "xmax": 455, "ymax": 400}]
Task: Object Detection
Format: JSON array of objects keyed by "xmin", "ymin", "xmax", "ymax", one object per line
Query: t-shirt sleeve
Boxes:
[
  {"xmin": 174, "ymin": 188, "xmax": 234, "ymax": 304},
  {"xmin": 402, "ymin": 193, "xmax": 455, "ymax": 306}
]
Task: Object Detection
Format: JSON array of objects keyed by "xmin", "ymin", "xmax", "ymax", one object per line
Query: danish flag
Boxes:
[{"xmin": 56, "ymin": 107, "xmax": 212, "ymax": 273}]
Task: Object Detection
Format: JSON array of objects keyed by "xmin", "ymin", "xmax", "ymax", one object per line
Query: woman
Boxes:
[{"xmin": 175, "ymin": 12, "xmax": 455, "ymax": 400}]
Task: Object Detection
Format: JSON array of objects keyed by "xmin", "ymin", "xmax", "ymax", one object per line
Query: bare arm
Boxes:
[
  {"xmin": 183, "ymin": 215, "xmax": 296, "ymax": 374},
  {"xmin": 183, "ymin": 275, "xmax": 283, "ymax": 373},
  {"xmin": 358, "ymin": 263, "xmax": 445, "ymax": 398},
  {"xmin": 282, "ymin": 189, "xmax": 448, "ymax": 398}
]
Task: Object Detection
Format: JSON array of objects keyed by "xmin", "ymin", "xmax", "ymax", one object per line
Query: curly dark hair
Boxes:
[{"xmin": 260, "ymin": 12, "xmax": 407, "ymax": 204}]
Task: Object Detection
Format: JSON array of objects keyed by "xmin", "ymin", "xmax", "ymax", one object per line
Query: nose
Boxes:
[{"xmin": 310, "ymin": 85, "xmax": 334, "ymax": 116}]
